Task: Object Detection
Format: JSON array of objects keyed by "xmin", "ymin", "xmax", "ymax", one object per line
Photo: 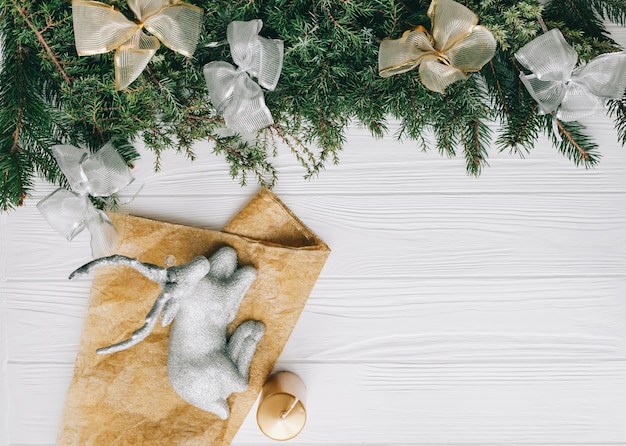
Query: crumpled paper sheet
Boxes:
[{"xmin": 56, "ymin": 189, "xmax": 330, "ymax": 445}]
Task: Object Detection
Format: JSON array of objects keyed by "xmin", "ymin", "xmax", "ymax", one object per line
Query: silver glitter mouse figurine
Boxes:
[{"xmin": 70, "ymin": 246, "xmax": 265, "ymax": 419}]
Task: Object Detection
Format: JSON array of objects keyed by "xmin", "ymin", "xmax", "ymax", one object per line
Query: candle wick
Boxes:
[{"xmin": 280, "ymin": 397, "xmax": 299, "ymax": 419}]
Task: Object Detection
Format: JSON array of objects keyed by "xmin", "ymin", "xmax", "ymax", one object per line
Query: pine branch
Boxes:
[
  {"xmin": 0, "ymin": 6, "xmax": 54, "ymax": 209},
  {"xmin": 269, "ymin": 123, "xmax": 324, "ymax": 178},
  {"xmin": 0, "ymin": 0, "xmax": 624, "ymax": 207},
  {"xmin": 547, "ymin": 117, "xmax": 600, "ymax": 167},
  {"xmin": 9, "ymin": 0, "xmax": 72, "ymax": 85},
  {"xmin": 212, "ymin": 138, "xmax": 278, "ymax": 187},
  {"xmin": 588, "ymin": 0, "xmax": 626, "ymax": 25},
  {"xmin": 497, "ymin": 103, "xmax": 540, "ymax": 156},
  {"xmin": 543, "ymin": 0, "xmax": 608, "ymax": 39},
  {"xmin": 607, "ymin": 99, "xmax": 626, "ymax": 146},
  {"xmin": 462, "ymin": 119, "xmax": 491, "ymax": 176},
  {"xmin": 487, "ymin": 60, "xmax": 510, "ymax": 118}
]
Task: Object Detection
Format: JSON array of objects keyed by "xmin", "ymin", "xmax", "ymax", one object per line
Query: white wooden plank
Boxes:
[
  {"xmin": 9, "ymin": 117, "xmax": 625, "ymax": 215},
  {"xmin": 234, "ymin": 360, "xmax": 626, "ymax": 445},
  {"xmin": 7, "ymin": 359, "xmax": 625, "ymax": 445},
  {"xmin": 283, "ymin": 276, "xmax": 626, "ymax": 362},
  {"xmin": 5, "ymin": 276, "xmax": 626, "ymax": 364},
  {"xmin": 4, "ymin": 282, "xmax": 89, "ymax": 364},
  {"xmin": 91, "ymin": 122, "xmax": 626, "ymax": 198},
  {"xmin": 5, "ymin": 192, "xmax": 626, "ymax": 280},
  {"xmin": 2, "ymin": 37, "xmax": 626, "ymax": 445},
  {"xmin": 6, "ymin": 363, "xmax": 70, "ymax": 445},
  {"xmin": 1, "ymin": 211, "xmax": 9, "ymax": 446}
]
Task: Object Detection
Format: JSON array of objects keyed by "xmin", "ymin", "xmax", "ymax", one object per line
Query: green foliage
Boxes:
[
  {"xmin": 608, "ymin": 99, "xmax": 626, "ymax": 146},
  {"xmin": 0, "ymin": 0, "xmax": 625, "ymax": 210}
]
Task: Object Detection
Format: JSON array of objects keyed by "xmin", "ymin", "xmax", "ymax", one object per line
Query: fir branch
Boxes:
[
  {"xmin": 488, "ymin": 60, "xmax": 510, "ymax": 117},
  {"xmin": 212, "ymin": 138, "xmax": 278, "ymax": 187},
  {"xmin": 1, "ymin": 4, "xmax": 58, "ymax": 209},
  {"xmin": 0, "ymin": 150, "xmax": 31, "ymax": 209},
  {"xmin": 548, "ymin": 117, "xmax": 600, "ymax": 167},
  {"xmin": 270, "ymin": 123, "xmax": 322, "ymax": 177},
  {"xmin": 497, "ymin": 103, "xmax": 540, "ymax": 156},
  {"xmin": 543, "ymin": 0, "xmax": 608, "ymax": 40},
  {"xmin": 607, "ymin": 99, "xmax": 626, "ymax": 146},
  {"xmin": 9, "ymin": 0, "xmax": 72, "ymax": 85},
  {"xmin": 0, "ymin": 0, "xmax": 624, "ymax": 207},
  {"xmin": 587, "ymin": 0, "xmax": 626, "ymax": 25},
  {"xmin": 462, "ymin": 119, "xmax": 491, "ymax": 176}
]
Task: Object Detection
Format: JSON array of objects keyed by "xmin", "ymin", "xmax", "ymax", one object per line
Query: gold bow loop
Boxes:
[
  {"xmin": 72, "ymin": 0, "xmax": 204, "ymax": 90},
  {"xmin": 378, "ymin": 0, "xmax": 496, "ymax": 94}
]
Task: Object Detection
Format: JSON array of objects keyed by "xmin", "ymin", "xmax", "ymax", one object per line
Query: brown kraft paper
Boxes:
[{"xmin": 56, "ymin": 189, "xmax": 330, "ymax": 445}]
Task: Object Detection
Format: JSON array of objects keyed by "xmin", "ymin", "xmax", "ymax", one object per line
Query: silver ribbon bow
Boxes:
[
  {"xmin": 515, "ymin": 29, "xmax": 626, "ymax": 121},
  {"xmin": 37, "ymin": 144, "xmax": 134, "ymax": 257},
  {"xmin": 203, "ymin": 20, "xmax": 284, "ymax": 136}
]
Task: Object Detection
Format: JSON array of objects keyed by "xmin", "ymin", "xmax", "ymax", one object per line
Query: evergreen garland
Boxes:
[{"xmin": 0, "ymin": 0, "xmax": 625, "ymax": 210}]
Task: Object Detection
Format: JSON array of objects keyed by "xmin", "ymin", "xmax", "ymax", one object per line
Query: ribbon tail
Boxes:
[
  {"xmin": 419, "ymin": 55, "xmax": 468, "ymax": 94},
  {"xmin": 85, "ymin": 208, "xmax": 118, "ymax": 257},
  {"xmin": 222, "ymin": 75, "xmax": 273, "ymax": 134},
  {"xmin": 115, "ymin": 30, "xmax": 159, "ymax": 90}
]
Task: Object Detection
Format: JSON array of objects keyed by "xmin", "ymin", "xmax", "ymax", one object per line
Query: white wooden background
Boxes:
[{"xmin": 2, "ymin": 25, "xmax": 626, "ymax": 446}]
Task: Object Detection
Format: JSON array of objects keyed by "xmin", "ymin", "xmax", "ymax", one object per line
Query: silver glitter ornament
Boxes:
[{"xmin": 70, "ymin": 246, "xmax": 265, "ymax": 419}]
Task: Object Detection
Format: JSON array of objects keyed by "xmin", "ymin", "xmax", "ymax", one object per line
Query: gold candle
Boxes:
[{"xmin": 256, "ymin": 371, "xmax": 307, "ymax": 441}]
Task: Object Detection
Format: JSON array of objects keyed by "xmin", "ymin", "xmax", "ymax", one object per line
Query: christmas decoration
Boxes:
[
  {"xmin": 378, "ymin": 0, "xmax": 496, "ymax": 94},
  {"xmin": 37, "ymin": 144, "xmax": 134, "ymax": 256},
  {"xmin": 1, "ymin": 0, "xmax": 626, "ymax": 211},
  {"xmin": 72, "ymin": 0, "xmax": 204, "ymax": 90},
  {"xmin": 515, "ymin": 28, "xmax": 626, "ymax": 121},
  {"xmin": 204, "ymin": 19, "xmax": 284, "ymax": 137},
  {"xmin": 257, "ymin": 371, "xmax": 308, "ymax": 441},
  {"xmin": 71, "ymin": 246, "xmax": 265, "ymax": 420},
  {"xmin": 57, "ymin": 189, "xmax": 330, "ymax": 445}
]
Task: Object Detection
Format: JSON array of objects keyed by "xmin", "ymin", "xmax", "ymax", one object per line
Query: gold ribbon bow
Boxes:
[
  {"xmin": 378, "ymin": 0, "xmax": 496, "ymax": 94},
  {"xmin": 72, "ymin": 0, "xmax": 204, "ymax": 90}
]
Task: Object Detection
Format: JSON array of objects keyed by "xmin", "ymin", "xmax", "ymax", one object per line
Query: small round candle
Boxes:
[{"xmin": 256, "ymin": 371, "xmax": 307, "ymax": 441}]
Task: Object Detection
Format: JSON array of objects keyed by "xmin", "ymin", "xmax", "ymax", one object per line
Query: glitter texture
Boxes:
[{"xmin": 71, "ymin": 246, "xmax": 265, "ymax": 419}]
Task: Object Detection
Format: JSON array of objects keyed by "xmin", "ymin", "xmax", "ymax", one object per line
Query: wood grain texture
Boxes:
[
  {"xmin": 2, "ymin": 23, "xmax": 626, "ymax": 446},
  {"xmin": 1, "ymin": 213, "xmax": 9, "ymax": 446}
]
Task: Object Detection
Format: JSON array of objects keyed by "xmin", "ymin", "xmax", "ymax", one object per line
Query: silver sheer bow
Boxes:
[
  {"xmin": 204, "ymin": 20, "xmax": 284, "ymax": 136},
  {"xmin": 37, "ymin": 144, "xmax": 134, "ymax": 257},
  {"xmin": 515, "ymin": 29, "xmax": 626, "ymax": 121}
]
